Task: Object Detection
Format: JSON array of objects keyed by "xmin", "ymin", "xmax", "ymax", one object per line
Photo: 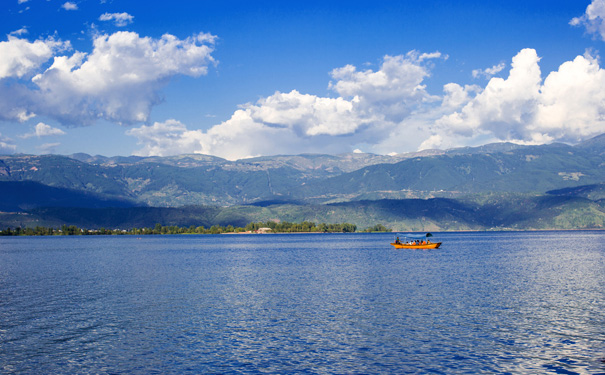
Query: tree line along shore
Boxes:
[{"xmin": 0, "ymin": 222, "xmax": 392, "ymax": 236}]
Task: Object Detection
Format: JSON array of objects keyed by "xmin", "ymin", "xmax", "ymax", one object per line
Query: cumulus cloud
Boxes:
[
  {"xmin": 20, "ymin": 122, "xmax": 66, "ymax": 139},
  {"xmin": 248, "ymin": 90, "xmax": 364, "ymax": 136},
  {"xmin": 435, "ymin": 48, "xmax": 605, "ymax": 145},
  {"xmin": 329, "ymin": 52, "xmax": 442, "ymax": 122},
  {"xmin": 61, "ymin": 2, "xmax": 78, "ymax": 11},
  {"xmin": 0, "ymin": 36, "xmax": 69, "ymax": 123},
  {"xmin": 0, "ymin": 31, "xmax": 217, "ymax": 125},
  {"xmin": 534, "ymin": 53, "xmax": 605, "ymax": 142},
  {"xmin": 441, "ymin": 83, "xmax": 481, "ymax": 110},
  {"xmin": 0, "ymin": 36, "xmax": 70, "ymax": 79},
  {"xmin": 438, "ymin": 48, "xmax": 542, "ymax": 140},
  {"xmin": 196, "ymin": 96, "xmax": 367, "ymax": 159},
  {"xmin": 99, "ymin": 12, "xmax": 134, "ymax": 27},
  {"xmin": 181, "ymin": 53, "xmax": 446, "ymax": 159},
  {"xmin": 571, "ymin": 0, "xmax": 605, "ymax": 40},
  {"xmin": 127, "ymin": 119, "xmax": 205, "ymax": 156},
  {"xmin": 129, "ymin": 111, "xmax": 363, "ymax": 160}
]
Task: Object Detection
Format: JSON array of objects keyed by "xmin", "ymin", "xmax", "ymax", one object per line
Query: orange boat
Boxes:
[
  {"xmin": 390, "ymin": 233, "xmax": 442, "ymax": 249},
  {"xmin": 390, "ymin": 241, "xmax": 441, "ymax": 249}
]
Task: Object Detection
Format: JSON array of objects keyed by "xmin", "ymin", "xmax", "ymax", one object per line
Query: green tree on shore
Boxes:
[{"xmin": 0, "ymin": 221, "xmax": 361, "ymax": 236}]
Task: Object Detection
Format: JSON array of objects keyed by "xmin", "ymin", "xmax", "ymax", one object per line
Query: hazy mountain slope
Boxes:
[{"xmin": 576, "ymin": 133, "xmax": 605, "ymax": 155}]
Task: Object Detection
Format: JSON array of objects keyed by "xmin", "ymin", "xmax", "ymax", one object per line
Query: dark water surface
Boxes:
[{"xmin": 1, "ymin": 231, "xmax": 604, "ymax": 374}]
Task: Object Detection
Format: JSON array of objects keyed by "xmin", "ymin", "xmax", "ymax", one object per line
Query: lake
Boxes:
[{"xmin": 1, "ymin": 231, "xmax": 604, "ymax": 374}]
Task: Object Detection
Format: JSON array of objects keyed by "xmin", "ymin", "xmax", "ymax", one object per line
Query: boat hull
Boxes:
[{"xmin": 390, "ymin": 242, "xmax": 441, "ymax": 249}]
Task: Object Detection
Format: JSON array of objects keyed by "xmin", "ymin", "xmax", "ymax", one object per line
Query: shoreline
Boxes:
[{"xmin": 2, "ymin": 227, "xmax": 604, "ymax": 238}]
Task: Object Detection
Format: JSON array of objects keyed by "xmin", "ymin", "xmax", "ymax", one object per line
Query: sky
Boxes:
[{"xmin": 1, "ymin": 0, "xmax": 605, "ymax": 159}]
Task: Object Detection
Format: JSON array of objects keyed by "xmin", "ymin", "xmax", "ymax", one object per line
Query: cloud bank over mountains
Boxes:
[
  {"xmin": 129, "ymin": 48, "xmax": 605, "ymax": 160},
  {"xmin": 2, "ymin": 0, "xmax": 605, "ymax": 159}
]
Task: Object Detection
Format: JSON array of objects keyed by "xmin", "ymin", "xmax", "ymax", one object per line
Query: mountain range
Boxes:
[{"xmin": 1, "ymin": 133, "xmax": 604, "ymax": 231}]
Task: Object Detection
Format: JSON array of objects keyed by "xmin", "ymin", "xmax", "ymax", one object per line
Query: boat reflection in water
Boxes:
[{"xmin": 391, "ymin": 232, "xmax": 441, "ymax": 249}]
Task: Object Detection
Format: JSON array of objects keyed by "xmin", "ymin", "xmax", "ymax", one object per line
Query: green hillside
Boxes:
[{"xmin": 4, "ymin": 190, "xmax": 603, "ymax": 231}]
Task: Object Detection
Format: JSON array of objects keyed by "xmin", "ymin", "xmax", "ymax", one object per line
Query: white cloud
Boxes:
[
  {"xmin": 472, "ymin": 62, "xmax": 506, "ymax": 79},
  {"xmin": 18, "ymin": 0, "xmax": 29, "ymax": 4},
  {"xmin": 127, "ymin": 119, "xmax": 206, "ymax": 156},
  {"xmin": 571, "ymin": 0, "xmax": 605, "ymax": 40},
  {"xmin": 61, "ymin": 2, "xmax": 78, "ymax": 11},
  {"xmin": 0, "ymin": 36, "xmax": 70, "ymax": 79},
  {"xmin": 435, "ymin": 48, "xmax": 605, "ymax": 145},
  {"xmin": 0, "ymin": 133, "xmax": 17, "ymax": 154},
  {"xmin": 20, "ymin": 122, "xmax": 66, "ymax": 139},
  {"xmin": 196, "ymin": 95, "xmax": 368, "ymax": 159},
  {"xmin": 129, "ymin": 111, "xmax": 362, "ymax": 160},
  {"xmin": 329, "ymin": 52, "xmax": 442, "ymax": 122},
  {"xmin": 441, "ymin": 83, "xmax": 481, "ymax": 110},
  {"xmin": 5, "ymin": 34, "xmax": 602, "ymax": 159},
  {"xmin": 99, "ymin": 12, "xmax": 134, "ymax": 27},
  {"xmin": 534, "ymin": 53, "xmax": 605, "ymax": 142},
  {"xmin": 213, "ymin": 48, "xmax": 605, "ymax": 158},
  {"xmin": 34, "ymin": 31, "xmax": 217, "ymax": 125},
  {"xmin": 438, "ymin": 48, "xmax": 542, "ymax": 140},
  {"xmin": 248, "ymin": 90, "xmax": 364, "ymax": 136},
  {"xmin": 0, "ymin": 31, "xmax": 217, "ymax": 125}
]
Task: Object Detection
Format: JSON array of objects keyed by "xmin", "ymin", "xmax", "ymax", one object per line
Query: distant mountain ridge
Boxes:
[
  {"xmin": 0, "ymin": 134, "xmax": 603, "ymax": 209},
  {"xmin": 1, "ymin": 135, "xmax": 604, "ymax": 231},
  {"xmin": 294, "ymin": 142, "xmax": 605, "ymax": 202}
]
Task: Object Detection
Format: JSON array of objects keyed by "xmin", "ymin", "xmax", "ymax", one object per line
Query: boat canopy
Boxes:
[{"xmin": 396, "ymin": 233, "xmax": 433, "ymax": 239}]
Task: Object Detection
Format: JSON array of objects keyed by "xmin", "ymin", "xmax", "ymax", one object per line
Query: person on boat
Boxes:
[{"xmin": 395, "ymin": 237, "xmax": 401, "ymax": 244}]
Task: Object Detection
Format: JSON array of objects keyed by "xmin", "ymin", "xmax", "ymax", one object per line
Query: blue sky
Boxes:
[{"xmin": 1, "ymin": 0, "xmax": 604, "ymax": 159}]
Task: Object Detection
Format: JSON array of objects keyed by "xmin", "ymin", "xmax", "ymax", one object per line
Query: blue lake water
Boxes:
[{"xmin": 1, "ymin": 231, "xmax": 604, "ymax": 374}]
